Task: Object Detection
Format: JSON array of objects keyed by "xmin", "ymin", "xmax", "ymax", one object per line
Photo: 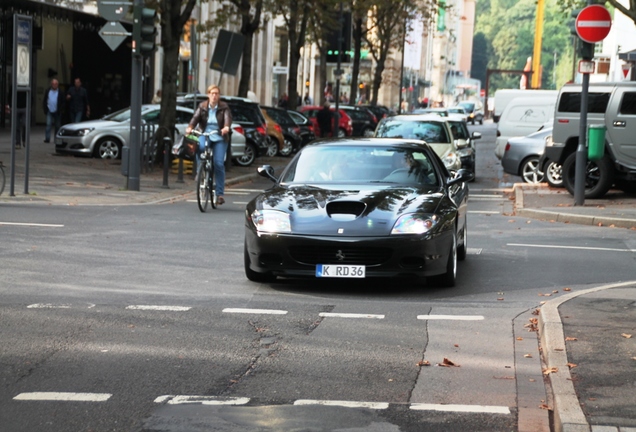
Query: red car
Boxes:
[{"xmin": 299, "ymin": 106, "xmax": 353, "ymax": 138}]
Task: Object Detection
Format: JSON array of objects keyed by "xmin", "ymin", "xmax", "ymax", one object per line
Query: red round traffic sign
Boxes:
[{"xmin": 575, "ymin": 5, "xmax": 612, "ymax": 43}]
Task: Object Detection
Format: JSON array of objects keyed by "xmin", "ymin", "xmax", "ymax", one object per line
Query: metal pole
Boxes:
[
  {"xmin": 334, "ymin": 1, "xmax": 343, "ymax": 133},
  {"xmin": 574, "ymin": 60, "xmax": 589, "ymax": 205},
  {"xmin": 128, "ymin": 0, "xmax": 143, "ymax": 191},
  {"xmin": 162, "ymin": 136, "xmax": 170, "ymax": 188}
]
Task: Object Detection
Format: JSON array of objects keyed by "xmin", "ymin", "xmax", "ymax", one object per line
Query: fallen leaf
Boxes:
[
  {"xmin": 497, "ymin": 297, "xmax": 505, "ymax": 301},
  {"xmin": 567, "ymin": 363, "xmax": 577, "ymax": 369},
  {"xmin": 564, "ymin": 287, "xmax": 572, "ymax": 291},
  {"xmin": 454, "ymin": 344, "xmax": 459, "ymax": 347},
  {"xmin": 532, "ymin": 308, "xmax": 540, "ymax": 315},
  {"xmin": 538, "ymin": 293, "xmax": 545, "ymax": 297},
  {"xmin": 565, "ymin": 337, "xmax": 578, "ymax": 341},
  {"xmin": 588, "ymin": 397, "xmax": 597, "ymax": 401},
  {"xmin": 438, "ymin": 357, "xmax": 459, "ymax": 367},
  {"xmin": 621, "ymin": 333, "xmax": 632, "ymax": 339},
  {"xmin": 529, "ymin": 378, "xmax": 536, "ymax": 382},
  {"xmin": 417, "ymin": 360, "xmax": 430, "ymax": 367},
  {"xmin": 508, "ymin": 220, "xmax": 516, "ymax": 223},
  {"xmin": 542, "ymin": 367, "xmax": 558, "ymax": 375},
  {"xmin": 597, "ymin": 222, "xmax": 603, "ymax": 227},
  {"xmin": 526, "ymin": 220, "xmax": 532, "ymax": 224},
  {"xmin": 539, "ymin": 403, "xmax": 550, "ymax": 410},
  {"xmin": 540, "ymin": 301, "xmax": 547, "ymax": 305},
  {"xmin": 516, "ymin": 337, "xmax": 524, "ymax": 341},
  {"xmin": 552, "ymin": 290, "xmax": 559, "ymax": 293},
  {"xmin": 524, "ymin": 354, "xmax": 533, "ymax": 358}
]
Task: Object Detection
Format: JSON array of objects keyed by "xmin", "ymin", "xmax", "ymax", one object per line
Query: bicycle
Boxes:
[
  {"xmin": 191, "ymin": 130, "xmax": 218, "ymax": 212},
  {"xmin": 0, "ymin": 160, "xmax": 5, "ymax": 196}
]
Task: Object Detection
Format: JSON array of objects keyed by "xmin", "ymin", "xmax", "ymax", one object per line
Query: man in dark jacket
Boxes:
[
  {"xmin": 42, "ymin": 78, "xmax": 65, "ymax": 143},
  {"xmin": 185, "ymin": 85, "xmax": 232, "ymax": 205},
  {"xmin": 316, "ymin": 103, "xmax": 333, "ymax": 137},
  {"xmin": 66, "ymin": 77, "xmax": 89, "ymax": 123}
]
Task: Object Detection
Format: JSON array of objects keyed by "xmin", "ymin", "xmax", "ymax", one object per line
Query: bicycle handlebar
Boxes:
[{"xmin": 190, "ymin": 130, "xmax": 219, "ymax": 136}]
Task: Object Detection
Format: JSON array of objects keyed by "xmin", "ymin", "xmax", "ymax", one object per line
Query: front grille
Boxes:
[
  {"xmin": 289, "ymin": 245, "xmax": 391, "ymax": 266},
  {"xmin": 58, "ymin": 129, "xmax": 74, "ymax": 137}
]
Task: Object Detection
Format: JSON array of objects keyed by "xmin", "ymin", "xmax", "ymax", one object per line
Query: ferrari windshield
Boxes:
[{"xmin": 281, "ymin": 145, "xmax": 439, "ymax": 186}]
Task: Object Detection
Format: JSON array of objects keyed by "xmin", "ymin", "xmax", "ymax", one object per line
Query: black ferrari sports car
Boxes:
[{"xmin": 244, "ymin": 138, "xmax": 473, "ymax": 287}]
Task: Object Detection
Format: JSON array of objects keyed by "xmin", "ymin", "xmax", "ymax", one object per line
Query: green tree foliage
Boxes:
[{"xmin": 473, "ymin": 0, "xmax": 574, "ymax": 95}]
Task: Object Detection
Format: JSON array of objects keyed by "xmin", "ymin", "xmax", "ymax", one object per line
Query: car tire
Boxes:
[
  {"xmin": 362, "ymin": 128, "xmax": 374, "ymax": 137},
  {"xmin": 428, "ymin": 233, "xmax": 457, "ymax": 288},
  {"xmin": 544, "ymin": 160, "xmax": 563, "ymax": 188},
  {"xmin": 233, "ymin": 143, "xmax": 256, "ymax": 167},
  {"xmin": 244, "ymin": 243, "xmax": 276, "ymax": 283},
  {"xmin": 520, "ymin": 156, "xmax": 544, "ymax": 184},
  {"xmin": 94, "ymin": 137, "xmax": 122, "ymax": 159},
  {"xmin": 337, "ymin": 129, "xmax": 346, "ymax": 138},
  {"xmin": 265, "ymin": 137, "xmax": 278, "ymax": 157},
  {"xmin": 457, "ymin": 219, "xmax": 467, "ymax": 261},
  {"xmin": 278, "ymin": 138, "xmax": 294, "ymax": 157},
  {"xmin": 562, "ymin": 152, "xmax": 614, "ymax": 199}
]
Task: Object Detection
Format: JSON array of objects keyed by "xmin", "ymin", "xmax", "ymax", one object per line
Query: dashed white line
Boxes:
[
  {"xmin": 27, "ymin": 304, "xmax": 71, "ymax": 309},
  {"xmin": 319, "ymin": 312, "xmax": 385, "ymax": 319},
  {"xmin": 468, "ymin": 210, "xmax": 500, "ymax": 214},
  {"xmin": 508, "ymin": 243, "xmax": 636, "ymax": 253},
  {"xmin": 410, "ymin": 403, "xmax": 510, "ymax": 414},
  {"xmin": 14, "ymin": 392, "xmax": 112, "ymax": 402},
  {"xmin": 417, "ymin": 315, "xmax": 484, "ymax": 320},
  {"xmin": 294, "ymin": 399, "xmax": 389, "ymax": 409},
  {"xmin": 126, "ymin": 305, "xmax": 191, "ymax": 311},
  {"xmin": 222, "ymin": 308, "xmax": 288, "ymax": 315},
  {"xmin": 0, "ymin": 222, "xmax": 64, "ymax": 227},
  {"xmin": 154, "ymin": 395, "xmax": 250, "ymax": 405}
]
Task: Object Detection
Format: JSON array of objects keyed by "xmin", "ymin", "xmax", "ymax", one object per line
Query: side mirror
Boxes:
[
  {"xmin": 257, "ymin": 165, "xmax": 277, "ymax": 182},
  {"xmin": 447, "ymin": 168, "xmax": 474, "ymax": 186},
  {"xmin": 471, "ymin": 131, "xmax": 482, "ymax": 140}
]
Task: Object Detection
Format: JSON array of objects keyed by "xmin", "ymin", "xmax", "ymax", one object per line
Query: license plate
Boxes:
[{"xmin": 315, "ymin": 264, "xmax": 365, "ymax": 278}]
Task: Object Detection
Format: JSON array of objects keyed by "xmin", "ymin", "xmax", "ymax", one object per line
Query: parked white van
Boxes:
[
  {"xmin": 494, "ymin": 96, "xmax": 557, "ymax": 160},
  {"xmin": 493, "ymin": 89, "xmax": 558, "ymax": 122}
]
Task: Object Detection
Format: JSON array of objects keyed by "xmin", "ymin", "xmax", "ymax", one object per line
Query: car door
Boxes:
[{"xmin": 607, "ymin": 88, "xmax": 636, "ymax": 169}]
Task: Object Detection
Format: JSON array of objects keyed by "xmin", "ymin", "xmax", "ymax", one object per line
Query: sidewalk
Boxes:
[{"xmin": 0, "ymin": 126, "xmax": 282, "ymax": 206}]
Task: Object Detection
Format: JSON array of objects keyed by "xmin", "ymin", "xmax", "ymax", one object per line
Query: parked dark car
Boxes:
[
  {"xmin": 244, "ymin": 138, "xmax": 473, "ymax": 287},
  {"xmin": 359, "ymin": 104, "xmax": 394, "ymax": 121},
  {"xmin": 299, "ymin": 106, "xmax": 353, "ymax": 137},
  {"xmin": 339, "ymin": 105, "xmax": 378, "ymax": 137},
  {"xmin": 287, "ymin": 110, "xmax": 316, "ymax": 147},
  {"xmin": 261, "ymin": 106, "xmax": 303, "ymax": 156}
]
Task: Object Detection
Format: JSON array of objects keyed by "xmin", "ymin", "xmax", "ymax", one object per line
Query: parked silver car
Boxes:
[
  {"xmin": 55, "ymin": 105, "xmax": 195, "ymax": 159},
  {"xmin": 501, "ymin": 127, "xmax": 559, "ymax": 184}
]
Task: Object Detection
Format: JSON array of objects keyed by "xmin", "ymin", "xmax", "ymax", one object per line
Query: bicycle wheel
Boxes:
[
  {"xmin": 196, "ymin": 163, "xmax": 209, "ymax": 212},
  {"xmin": 209, "ymin": 162, "xmax": 217, "ymax": 209}
]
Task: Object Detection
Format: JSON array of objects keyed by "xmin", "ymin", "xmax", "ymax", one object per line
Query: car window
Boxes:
[
  {"xmin": 557, "ymin": 92, "xmax": 610, "ymax": 113},
  {"xmin": 175, "ymin": 109, "xmax": 193, "ymax": 124},
  {"xmin": 264, "ymin": 108, "xmax": 295, "ymax": 126},
  {"xmin": 619, "ymin": 92, "xmax": 636, "ymax": 115},
  {"xmin": 142, "ymin": 110, "xmax": 160, "ymax": 124},
  {"xmin": 288, "ymin": 110, "xmax": 309, "ymax": 125},
  {"xmin": 281, "ymin": 145, "xmax": 438, "ymax": 186},
  {"xmin": 376, "ymin": 119, "xmax": 449, "ymax": 143},
  {"xmin": 344, "ymin": 109, "xmax": 369, "ymax": 121},
  {"xmin": 448, "ymin": 121, "xmax": 469, "ymax": 139},
  {"xmin": 103, "ymin": 108, "xmax": 132, "ymax": 122}
]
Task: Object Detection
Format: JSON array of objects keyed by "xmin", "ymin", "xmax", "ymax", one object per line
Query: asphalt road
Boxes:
[{"xmin": 1, "ymin": 122, "xmax": 635, "ymax": 431}]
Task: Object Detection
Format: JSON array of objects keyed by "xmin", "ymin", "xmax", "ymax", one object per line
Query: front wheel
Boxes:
[
  {"xmin": 428, "ymin": 234, "xmax": 457, "ymax": 288},
  {"xmin": 520, "ymin": 156, "xmax": 544, "ymax": 184},
  {"xmin": 244, "ymin": 243, "xmax": 276, "ymax": 283},
  {"xmin": 562, "ymin": 152, "xmax": 614, "ymax": 199},
  {"xmin": 278, "ymin": 138, "xmax": 294, "ymax": 157},
  {"xmin": 94, "ymin": 137, "xmax": 122, "ymax": 159},
  {"xmin": 196, "ymin": 163, "xmax": 210, "ymax": 212},
  {"xmin": 265, "ymin": 137, "xmax": 279, "ymax": 157},
  {"xmin": 544, "ymin": 160, "xmax": 563, "ymax": 188}
]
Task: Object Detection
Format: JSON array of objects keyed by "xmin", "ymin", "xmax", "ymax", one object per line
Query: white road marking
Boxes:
[
  {"xmin": 27, "ymin": 304, "xmax": 71, "ymax": 309},
  {"xmin": 229, "ymin": 188, "xmax": 265, "ymax": 193},
  {"xmin": 467, "ymin": 247, "xmax": 483, "ymax": 254},
  {"xmin": 294, "ymin": 399, "xmax": 389, "ymax": 409},
  {"xmin": 233, "ymin": 201, "xmax": 249, "ymax": 205},
  {"xmin": 410, "ymin": 403, "xmax": 510, "ymax": 414},
  {"xmin": 417, "ymin": 315, "xmax": 484, "ymax": 320},
  {"xmin": 14, "ymin": 392, "xmax": 112, "ymax": 402},
  {"xmin": 0, "ymin": 222, "xmax": 64, "ymax": 227},
  {"xmin": 225, "ymin": 192, "xmax": 250, "ymax": 195},
  {"xmin": 126, "ymin": 305, "xmax": 191, "ymax": 311},
  {"xmin": 508, "ymin": 243, "xmax": 636, "ymax": 253},
  {"xmin": 154, "ymin": 395, "xmax": 250, "ymax": 405},
  {"xmin": 468, "ymin": 210, "xmax": 500, "ymax": 214},
  {"xmin": 222, "ymin": 308, "xmax": 288, "ymax": 315},
  {"xmin": 319, "ymin": 312, "xmax": 385, "ymax": 319},
  {"xmin": 469, "ymin": 195, "xmax": 506, "ymax": 200}
]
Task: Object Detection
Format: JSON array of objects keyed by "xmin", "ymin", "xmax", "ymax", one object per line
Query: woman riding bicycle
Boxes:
[{"xmin": 185, "ymin": 85, "xmax": 232, "ymax": 206}]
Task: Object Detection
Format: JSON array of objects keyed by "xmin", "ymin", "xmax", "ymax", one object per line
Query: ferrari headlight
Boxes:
[
  {"xmin": 391, "ymin": 214, "xmax": 439, "ymax": 235},
  {"xmin": 251, "ymin": 209, "xmax": 291, "ymax": 233}
]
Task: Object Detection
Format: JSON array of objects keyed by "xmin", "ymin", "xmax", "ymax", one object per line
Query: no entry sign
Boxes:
[{"xmin": 576, "ymin": 5, "xmax": 612, "ymax": 43}]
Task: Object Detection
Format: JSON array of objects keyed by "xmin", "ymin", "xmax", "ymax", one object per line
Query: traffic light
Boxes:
[
  {"xmin": 133, "ymin": 5, "xmax": 157, "ymax": 57},
  {"xmin": 359, "ymin": 82, "xmax": 365, "ymax": 89}
]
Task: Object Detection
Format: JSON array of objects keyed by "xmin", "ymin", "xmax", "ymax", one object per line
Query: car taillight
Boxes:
[
  {"xmin": 293, "ymin": 126, "xmax": 301, "ymax": 134},
  {"xmin": 505, "ymin": 142, "xmax": 510, "ymax": 152},
  {"xmin": 371, "ymin": 115, "xmax": 378, "ymax": 123},
  {"xmin": 233, "ymin": 125, "xmax": 245, "ymax": 135},
  {"xmin": 274, "ymin": 124, "xmax": 283, "ymax": 133},
  {"xmin": 308, "ymin": 124, "xmax": 314, "ymax": 133},
  {"xmin": 256, "ymin": 124, "xmax": 267, "ymax": 136}
]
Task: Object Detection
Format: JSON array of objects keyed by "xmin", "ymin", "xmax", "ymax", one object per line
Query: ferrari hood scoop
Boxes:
[{"xmin": 327, "ymin": 201, "xmax": 367, "ymax": 221}]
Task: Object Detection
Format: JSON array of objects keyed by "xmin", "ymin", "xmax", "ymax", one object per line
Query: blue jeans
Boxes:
[
  {"xmin": 70, "ymin": 111, "xmax": 83, "ymax": 123},
  {"xmin": 45, "ymin": 111, "xmax": 61, "ymax": 141},
  {"xmin": 198, "ymin": 136, "xmax": 228, "ymax": 197}
]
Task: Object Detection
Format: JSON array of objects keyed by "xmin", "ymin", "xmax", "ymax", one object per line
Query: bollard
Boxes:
[{"xmin": 162, "ymin": 136, "xmax": 171, "ymax": 188}]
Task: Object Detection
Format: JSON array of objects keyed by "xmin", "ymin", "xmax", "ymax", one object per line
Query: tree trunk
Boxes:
[
  {"xmin": 318, "ymin": 46, "xmax": 328, "ymax": 105},
  {"xmin": 350, "ymin": 16, "xmax": 362, "ymax": 104},
  {"xmin": 371, "ymin": 52, "xmax": 388, "ymax": 105},
  {"xmin": 238, "ymin": 30, "xmax": 254, "ymax": 97}
]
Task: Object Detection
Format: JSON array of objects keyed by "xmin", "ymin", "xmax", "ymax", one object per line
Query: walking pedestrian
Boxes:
[
  {"xmin": 43, "ymin": 78, "xmax": 65, "ymax": 143},
  {"xmin": 316, "ymin": 102, "xmax": 333, "ymax": 137},
  {"xmin": 66, "ymin": 77, "xmax": 90, "ymax": 123}
]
